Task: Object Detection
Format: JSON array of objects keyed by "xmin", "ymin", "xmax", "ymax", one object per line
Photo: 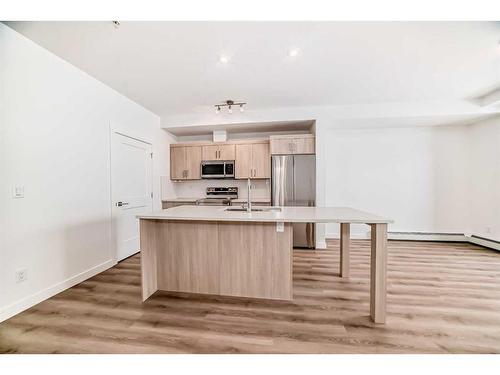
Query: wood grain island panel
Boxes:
[{"xmin": 141, "ymin": 219, "xmax": 293, "ymax": 302}]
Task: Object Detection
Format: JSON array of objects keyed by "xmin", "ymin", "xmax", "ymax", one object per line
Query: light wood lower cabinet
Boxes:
[
  {"xmin": 170, "ymin": 146, "xmax": 201, "ymax": 180},
  {"xmin": 235, "ymin": 142, "xmax": 270, "ymax": 179}
]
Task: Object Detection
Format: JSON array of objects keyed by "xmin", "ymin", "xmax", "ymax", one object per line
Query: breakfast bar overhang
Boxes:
[{"xmin": 137, "ymin": 206, "xmax": 393, "ymax": 324}]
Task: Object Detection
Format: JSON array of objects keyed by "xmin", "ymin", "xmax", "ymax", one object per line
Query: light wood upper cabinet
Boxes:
[
  {"xmin": 270, "ymin": 134, "xmax": 315, "ymax": 155},
  {"xmin": 235, "ymin": 144, "xmax": 252, "ymax": 179},
  {"xmin": 202, "ymin": 144, "xmax": 235, "ymax": 161},
  {"xmin": 185, "ymin": 146, "xmax": 202, "ymax": 179},
  {"xmin": 270, "ymin": 138, "xmax": 294, "ymax": 154},
  {"xmin": 219, "ymin": 144, "xmax": 235, "ymax": 160},
  {"xmin": 293, "ymin": 136, "xmax": 315, "ymax": 154},
  {"xmin": 252, "ymin": 143, "xmax": 271, "ymax": 178},
  {"xmin": 170, "ymin": 147, "xmax": 186, "ymax": 180},
  {"xmin": 170, "ymin": 146, "xmax": 201, "ymax": 180},
  {"xmin": 235, "ymin": 142, "xmax": 270, "ymax": 179}
]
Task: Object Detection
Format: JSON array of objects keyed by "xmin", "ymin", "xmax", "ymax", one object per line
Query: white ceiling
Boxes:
[{"xmin": 5, "ymin": 21, "xmax": 500, "ymax": 119}]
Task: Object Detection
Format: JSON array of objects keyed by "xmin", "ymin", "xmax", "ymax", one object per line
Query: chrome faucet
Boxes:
[{"xmin": 246, "ymin": 178, "xmax": 252, "ymax": 212}]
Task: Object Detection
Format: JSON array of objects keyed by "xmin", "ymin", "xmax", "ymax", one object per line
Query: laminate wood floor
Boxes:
[{"xmin": 1, "ymin": 240, "xmax": 500, "ymax": 354}]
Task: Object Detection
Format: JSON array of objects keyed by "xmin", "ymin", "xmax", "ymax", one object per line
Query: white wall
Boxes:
[
  {"xmin": 466, "ymin": 118, "xmax": 500, "ymax": 242},
  {"xmin": 323, "ymin": 126, "xmax": 468, "ymax": 238},
  {"xmin": 0, "ymin": 24, "xmax": 173, "ymax": 321}
]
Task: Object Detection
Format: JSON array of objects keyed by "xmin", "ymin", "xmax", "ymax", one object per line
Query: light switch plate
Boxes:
[
  {"xmin": 12, "ymin": 186, "xmax": 24, "ymax": 199},
  {"xmin": 276, "ymin": 222, "xmax": 284, "ymax": 232}
]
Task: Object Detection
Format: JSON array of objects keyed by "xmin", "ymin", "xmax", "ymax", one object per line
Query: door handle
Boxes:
[{"xmin": 116, "ymin": 201, "xmax": 129, "ymax": 207}]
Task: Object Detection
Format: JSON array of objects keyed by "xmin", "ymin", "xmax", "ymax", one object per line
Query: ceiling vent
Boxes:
[{"xmin": 213, "ymin": 130, "xmax": 227, "ymax": 142}]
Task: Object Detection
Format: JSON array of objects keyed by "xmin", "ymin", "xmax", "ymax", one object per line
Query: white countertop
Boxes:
[
  {"xmin": 138, "ymin": 206, "xmax": 393, "ymax": 224},
  {"xmin": 162, "ymin": 197, "xmax": 271, "ymax": 203},
  {"xmin": 162, "ymin": 197, "xmax": 199, "ymax": 202},
  {"xmin": 232, "ymin": 198, "xmax": 271, "ymax": 203}
]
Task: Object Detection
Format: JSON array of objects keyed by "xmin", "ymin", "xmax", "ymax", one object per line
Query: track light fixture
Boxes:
[{"xmin": 214, "ymin": 100, "xmax": 246, "ymax": 114}]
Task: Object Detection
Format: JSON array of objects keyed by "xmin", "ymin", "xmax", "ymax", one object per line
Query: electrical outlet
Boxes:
[
  {"xmin": 276, "ymin": 222, "xmax": 284, "ymax": 232},
  {"xmin": 12, "ymin": 186, "xmax": 24, "ymax": 199},
  {"xmin": 486, "ymin": 227, "xmax": 492, "ymax": 234},
  {"xmin": 16, "ymin": 268, "xmax": 27, "ymax": 283}
]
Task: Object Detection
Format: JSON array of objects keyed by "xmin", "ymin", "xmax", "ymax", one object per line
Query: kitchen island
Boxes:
[{"xmin": 137, "ymin": 206, "xmax": 393, "ymax": 323}]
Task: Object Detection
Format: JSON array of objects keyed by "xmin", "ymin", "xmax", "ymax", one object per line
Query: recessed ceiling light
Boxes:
[
  {"xmin": 219, "ymin": 55, "xmax": 230, "ymax": 64},
  {"xmin": 288, "ymin": 48, "xmax": 300, "ymax": 57}
]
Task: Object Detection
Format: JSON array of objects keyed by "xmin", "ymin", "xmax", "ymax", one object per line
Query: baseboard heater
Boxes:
[
  {"xmin": 388, "ymin": 231, "xmax": 465, "ymax": 241},
  {"xmin": 325, "ymin": 231, "xmax": 499, "ymax": 251},
  {"xmin": 387, "ymin": 231, "xmax": 500, "ymax": 251}
]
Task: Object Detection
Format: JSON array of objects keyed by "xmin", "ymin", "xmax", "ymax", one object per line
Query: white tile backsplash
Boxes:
[{"xmin": 161, "ymin": 177, "xmax": 271, "ymax": 200}]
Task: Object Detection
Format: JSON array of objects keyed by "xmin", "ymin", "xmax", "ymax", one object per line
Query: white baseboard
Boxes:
[
  {"xmin": 388, "ymin": 232, "xmax": 466, "ymax": 242},
  {"xmin": 315, "ymin": 240, "xmax": 327, "ymax": 249},
  {"xmin": 0, "ymin": 259, "xmax": 116, "ymax": 323},
  {"xmin": 467, "ymin": 235, "xmax": 500, "ymax": 251}
]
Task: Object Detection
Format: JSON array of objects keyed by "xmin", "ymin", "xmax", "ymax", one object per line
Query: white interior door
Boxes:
[{"xmin": 111, "ymin": 132, "xmax": 153, "ymax": 261}]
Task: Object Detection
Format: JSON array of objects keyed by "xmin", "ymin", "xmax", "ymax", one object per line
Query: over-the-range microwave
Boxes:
[{"xmin": 201, "ymin": 160, "xmax": 235, "ymax": 179}]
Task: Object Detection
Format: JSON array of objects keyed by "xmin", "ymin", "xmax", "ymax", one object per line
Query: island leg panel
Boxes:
[
  {"xmin": 218, "ymin": 221, "xmax": 293, "ymax": 300},
  {"xmin": 370, "ymin": 223, "xmax": 388, "ymax": 323},
  {"xmin": 140, "ymin": 219, "xmax": 159, "ymax": 301},
  {"xmin": 340, "ymin": 223, "xmax": 350, "ymax": 277}
]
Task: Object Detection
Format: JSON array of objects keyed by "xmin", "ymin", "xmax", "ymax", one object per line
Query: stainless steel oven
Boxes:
[
  {"xmin": 201, "ymin": 160, "xmax": 235, "ymax": 179},
  {"xmin": 195, "ymin": 187, "xmax": 238, "ymax": 206}
]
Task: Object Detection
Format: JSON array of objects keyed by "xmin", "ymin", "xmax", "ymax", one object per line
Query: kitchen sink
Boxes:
[{"xmin": 225, "ymin": 207, "xmax": 282, "ymax": 212}]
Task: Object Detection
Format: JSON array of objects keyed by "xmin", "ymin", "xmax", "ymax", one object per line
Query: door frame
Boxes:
[{"xmin": 109, "ymin": 124, "xmax": 154, "ymax": 263}]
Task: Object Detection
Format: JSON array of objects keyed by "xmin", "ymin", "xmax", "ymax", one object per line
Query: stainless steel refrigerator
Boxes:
[{"xmin": 271, "ymin": 155, "xmax": 316, "ymax": 248}]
